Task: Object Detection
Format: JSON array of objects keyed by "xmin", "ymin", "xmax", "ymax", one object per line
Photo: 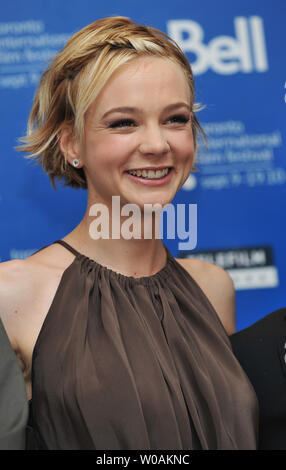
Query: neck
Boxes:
[{"xmin": 63, "ymin": 203, "xmax": 167, "ymax": 278}]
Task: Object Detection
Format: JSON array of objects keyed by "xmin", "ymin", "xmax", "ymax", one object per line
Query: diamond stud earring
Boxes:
[{"xmin": 72, "ymin": 158, "xmax": 80, "ymax": 168}]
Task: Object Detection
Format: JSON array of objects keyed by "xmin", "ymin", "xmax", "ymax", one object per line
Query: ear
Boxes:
[{"xmin": 58, "ymin": 125, "xmax": 83, "ymax": 168}]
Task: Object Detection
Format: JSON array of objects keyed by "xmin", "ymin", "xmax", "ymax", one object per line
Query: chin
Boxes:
[{"xmin": 136, "ymin": 194, "xmax": 174, "ymax": 209}]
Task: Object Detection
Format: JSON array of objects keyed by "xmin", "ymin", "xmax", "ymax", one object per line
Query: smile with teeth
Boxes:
[{"xmin": 127, "ymin": 168, "xmax": 170, "ymax": 179}]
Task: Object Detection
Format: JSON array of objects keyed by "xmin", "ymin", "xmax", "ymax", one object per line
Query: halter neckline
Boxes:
[{"xmin": 53, "ymin": 239, "xmax": 172, "ymax": 285}]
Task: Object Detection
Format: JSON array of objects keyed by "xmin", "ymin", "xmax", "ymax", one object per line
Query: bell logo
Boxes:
[{"xmin": 167, "ymin": 16, "xmax": 268, "ymax": 75}]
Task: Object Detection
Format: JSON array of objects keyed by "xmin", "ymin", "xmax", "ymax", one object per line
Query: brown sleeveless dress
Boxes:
[{"xmin": 28, "ymin": 240, "xmax": 258, "ymax": 450}]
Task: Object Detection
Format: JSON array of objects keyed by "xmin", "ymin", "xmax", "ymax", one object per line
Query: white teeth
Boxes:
[{"xmin": 127, "ymin": 168, "xmax": 169, "ymax": 179}]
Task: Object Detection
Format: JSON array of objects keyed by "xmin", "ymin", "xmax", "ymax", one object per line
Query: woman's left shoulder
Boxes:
[{"xmin": 176, "ymin": 257, "xmax": 236, "ymax": 335}]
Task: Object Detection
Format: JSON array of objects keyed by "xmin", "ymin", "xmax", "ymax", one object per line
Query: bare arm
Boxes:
[
  {"xmin": 0, "ymin": 261, "xmax": 29, "ymax": 449},
  {"xmin": 0, "ymin": 260, "xmax": 35, "ymax": 398},
  {"xmin": 177, "ymin": 258, "xmax": 236, "ymax": 335},
  {"xmin": 0, "ymin": 247, "xmax": 77, "ymax": 400},
  {"xmin": 0, "ymin": 261, "xmax": 24, "ymax": 354}
]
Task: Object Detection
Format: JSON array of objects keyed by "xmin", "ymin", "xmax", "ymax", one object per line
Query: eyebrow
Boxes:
[{"xmin": 101, "ymin": 102, "xmax": 191, "ymax": 119}]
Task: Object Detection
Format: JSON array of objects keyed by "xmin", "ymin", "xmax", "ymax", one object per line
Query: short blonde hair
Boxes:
[{"xmin": 17, "ymin": 16, "xmax": 204, "ymax": 189}]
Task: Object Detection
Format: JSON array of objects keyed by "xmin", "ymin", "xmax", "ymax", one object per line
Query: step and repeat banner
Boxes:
[{"xmin": 0, "ymin": 0, "xmax": 285, "ymax": 330}]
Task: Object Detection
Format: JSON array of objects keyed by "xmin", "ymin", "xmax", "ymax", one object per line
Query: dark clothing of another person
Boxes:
[
  {"xmin": 27, "ymin": 240, "xmax": 258, "ymax": 450},
  {"xmin": 0, "ymin": 318, "xmax": 28, "ymax": 449},
  {"xmin": 230, "ymin": 308, "xmax": 286, "ymax": 450}
]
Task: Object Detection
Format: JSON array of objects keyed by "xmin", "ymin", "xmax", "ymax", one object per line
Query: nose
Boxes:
[{"xmin": 139, "ymin": 125, "xmax": 170, "ymax": 156}]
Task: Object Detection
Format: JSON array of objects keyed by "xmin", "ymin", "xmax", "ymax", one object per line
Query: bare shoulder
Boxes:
[
  {"xmin": 0, "ymin": 244, "xmax": 74, "ymax": 325},
  {"xmin": 176, "ymin": 257, "xmax": 236, "ymax": 335}
]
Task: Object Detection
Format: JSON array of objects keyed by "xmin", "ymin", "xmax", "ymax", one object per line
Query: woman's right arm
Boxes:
[
  {"xmin": 0, "ymin": 260, "xmax": 35, "ymax": 391},
  {"xmin": 0, "ymin": 260, "xmax": 29, "ymax": 449},
  {"xmin": 0, "ymin": 260, "xmax": 23, "ymax": 355}
]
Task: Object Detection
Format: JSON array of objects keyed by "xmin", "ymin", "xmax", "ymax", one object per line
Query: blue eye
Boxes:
[{"xmin": 109, "ymin": 119, "xmax": 136, "ymax": 128}]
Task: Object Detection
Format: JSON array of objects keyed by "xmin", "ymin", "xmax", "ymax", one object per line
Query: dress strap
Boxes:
[{"xmin": 53, "ymin": 239, "xmax": 81, "ymax": 257}]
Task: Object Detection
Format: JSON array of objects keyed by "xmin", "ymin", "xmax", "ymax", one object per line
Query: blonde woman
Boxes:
[{"xmin": 0, "ymin": 17, "xmax": 258, "ymax": 450}]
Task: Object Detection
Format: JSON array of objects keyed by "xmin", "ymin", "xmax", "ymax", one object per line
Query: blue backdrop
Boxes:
[{"xmin": 1, "ymin": 0, "xmax": 285, "ymax": 330}]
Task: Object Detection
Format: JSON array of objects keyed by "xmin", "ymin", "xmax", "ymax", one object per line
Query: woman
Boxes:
[{"xmin": 0, "ymin": 17, "xmax": 258, "ymax": 450}]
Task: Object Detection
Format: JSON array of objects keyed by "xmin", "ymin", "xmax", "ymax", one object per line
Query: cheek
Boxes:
[
  {"xmin": 86, "ymin": 134, "xmax": 134, "ymax": 169},
  {"xmin": 177, "ymin": 133, "xmax": 195, "ymax": 165},
  {"xmin": 178, "ymin": 137, "xmax": 194, "ymax": 189},
  {"xmin": 83, "ymin": 142, "xmax": 116, "ymax": 171}
]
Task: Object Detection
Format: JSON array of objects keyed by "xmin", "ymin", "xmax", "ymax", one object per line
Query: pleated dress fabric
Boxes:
[{"xmin": 29, "ymin": 240, "xmax": 258, "ymax": 450}]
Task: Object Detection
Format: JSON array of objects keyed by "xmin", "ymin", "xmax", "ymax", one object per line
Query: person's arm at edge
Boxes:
[{"xmin": 177, "ymin": 258, "xmax": 236, "ymax": 335}]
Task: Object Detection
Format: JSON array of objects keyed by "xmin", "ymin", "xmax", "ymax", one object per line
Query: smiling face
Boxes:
[{"xmin": 74, "ymin": 56, "xmax": 194, "ymax": 208}]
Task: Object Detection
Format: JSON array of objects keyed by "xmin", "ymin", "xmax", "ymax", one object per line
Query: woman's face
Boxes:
[{"xmin": 79, "ymin": 56, "xmax": 194, "ymax": 209}]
